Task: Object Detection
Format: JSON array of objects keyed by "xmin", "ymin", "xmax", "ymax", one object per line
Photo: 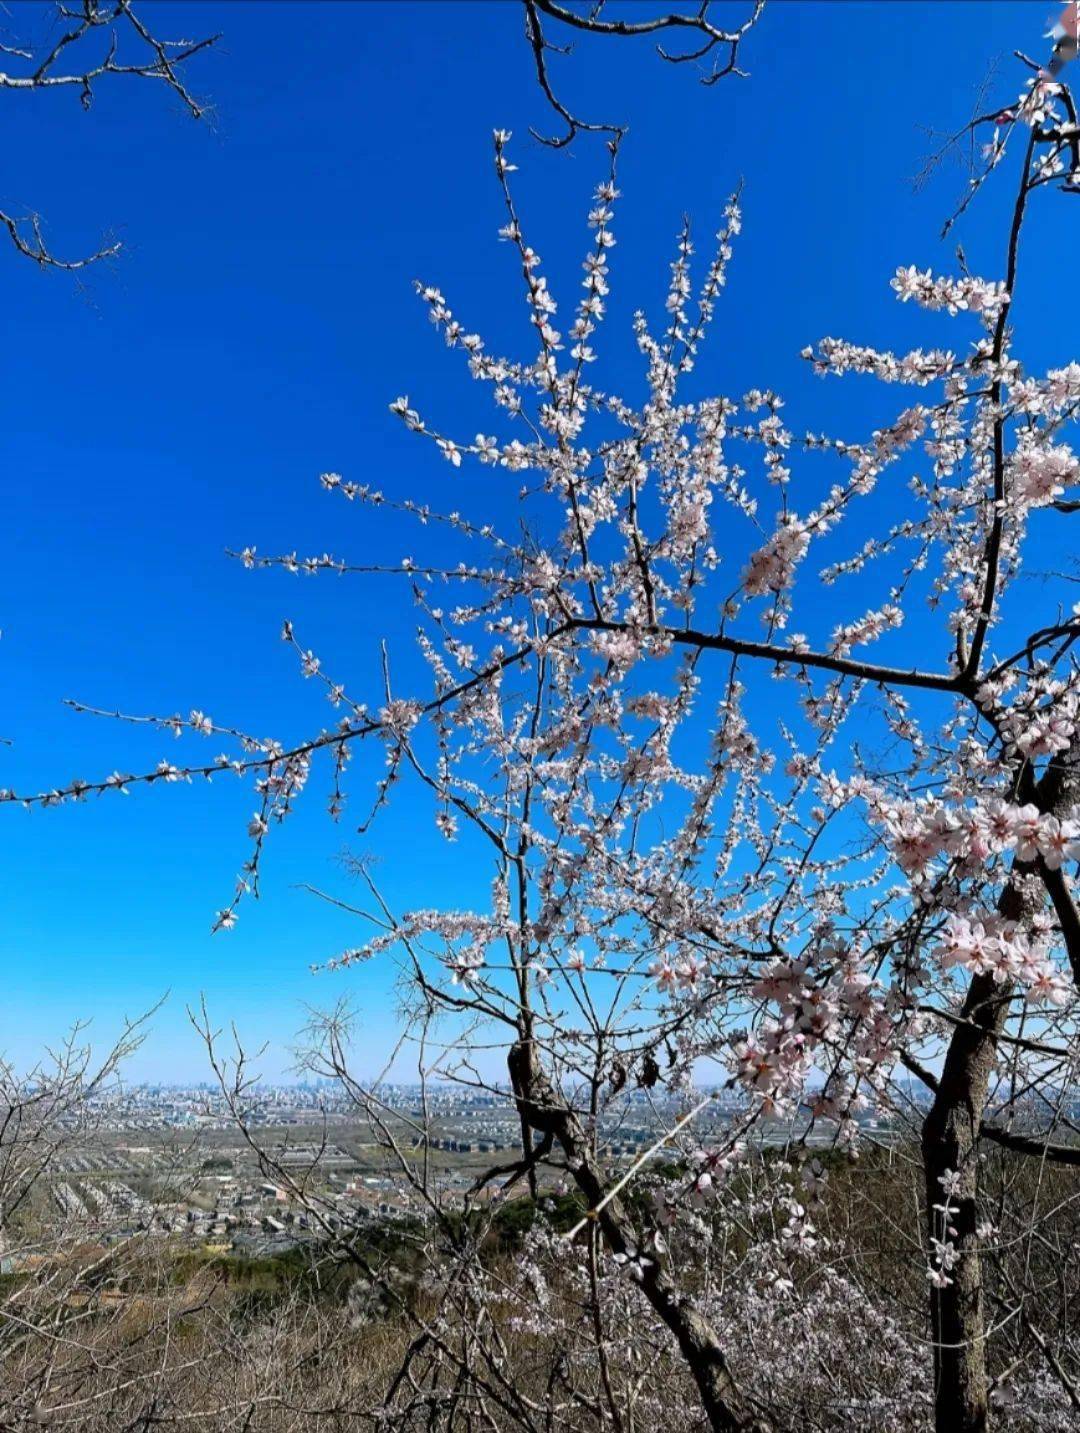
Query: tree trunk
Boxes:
[
  {"xmin": 920, "ymin": 755, "xmax": 1080, "ymax": 1432},
  {"xmin": 510, "ymin": 1039, "xmax": 771, "ymax": 1432},
  {"xmin": 921, "ymin": 967, "xmax": 1007, "ymax": 1433},
  {"xmin": 574, "ymin": 1150, "xmax": 769, "ymax": 1433}
]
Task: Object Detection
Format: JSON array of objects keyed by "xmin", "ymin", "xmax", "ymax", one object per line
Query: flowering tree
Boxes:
[{"xmin": 8, "ymin": 41, "xmax": 1080, "ymax": 1433}]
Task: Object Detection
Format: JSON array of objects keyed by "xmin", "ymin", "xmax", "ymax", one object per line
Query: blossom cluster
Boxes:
[
  {"xmin": 876, "ymin": 793, "xmax": 1080, "ymax": 881},
  {"xmin": 730, "ymin": 944, "xmax": 903, "ymax": 1114},
  {"xmin": 742, "ymin": 519, "xmax": 810, "ymax": 597},
  {"xmin": 1008, "ymin": 438, "xmax": 1080, "ymax": 508},
  {"xmin": 976, "ymin": 667, "xmax": 1080, "ymax": 760},
  {"xmin": 937, "ymin": 913, "xmax": 1070, "ymax": 1005},
  {"xmin": 890, "ymin": 265, "xmax": 1009, "ymax": 319}
]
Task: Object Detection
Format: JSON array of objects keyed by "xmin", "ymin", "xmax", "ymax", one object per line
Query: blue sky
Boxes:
[{"xmin": 3, "ymin": 1, "xmax": 1074, "ymax": 1079}]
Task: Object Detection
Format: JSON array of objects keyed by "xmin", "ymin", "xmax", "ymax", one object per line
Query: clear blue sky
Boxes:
[{"xmin": 3, "ymin": 1, "xmax": 1074, "ymax": 1079}]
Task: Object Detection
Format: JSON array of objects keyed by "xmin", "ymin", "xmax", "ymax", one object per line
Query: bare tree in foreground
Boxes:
[
  {"xmin": 9, "ymin": 18, "xmax": 1080, "ymax": 1433},
  {"xmin": 0, "ymin": 0, "xmax": 217, "ymax": 270},
  {"xmin": 0, "ymin": 1019, "xmax": 427, "ymax": 1430}
]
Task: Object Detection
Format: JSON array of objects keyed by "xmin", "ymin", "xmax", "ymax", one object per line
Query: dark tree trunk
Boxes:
[
  {"xmin": 921, "ymin": 967, "xmax": 1008, "ymax": 1433},
  {"xmin": 920, "ymin": 757, "xmax": 1080, "ymax": 1432},
  {"xmin": 510, "ymin": 1039, "xmax": 771, "ymax": 1432}
]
